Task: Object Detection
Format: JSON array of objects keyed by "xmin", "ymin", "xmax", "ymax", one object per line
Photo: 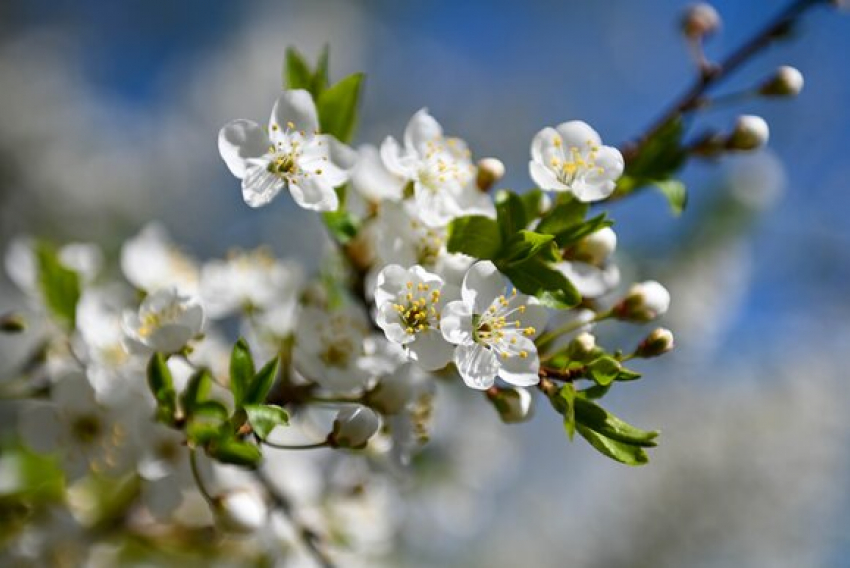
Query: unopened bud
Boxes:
[
  {"xmin": 476, "ymin": 158, "xmax": 505, "ymax": 192},
  {"xmin": 568, "ymin": 331, "xmax": 597, "ymax": 360},
  {"xmin": 615, "ymin": 280, "xmax": 671, "ymax": 322},
  {"xmin": 487, "ymin": 386, "xmax": 534, "ymax": 424},
  {"xmin": 726, "ymin": 115, "xmax": 769, "ymax": 151},
  {"xmin": 0, "ymin": 312, "xmax": 26, "ymax": 333},
  {"xmin": 759, "ymin": 66, "xmax": 804, "ymax": 97},
  {"xmin": 328, "ymin": 405, "xmax": 381, "ymax": 449},
  {"xmin": 634, "ymin": 328, "xmax": 675, "ymax": 358},
  {"xmin": 574, "ymin": 227, "xmax": 617, "ymax": 265},
  {"xmin": 681, "ymin": 3, "xmax": 721, "ymax": 39},
  {"xmin": 213, "ymin": 488, "xmax": 268, "ymax": 533}
]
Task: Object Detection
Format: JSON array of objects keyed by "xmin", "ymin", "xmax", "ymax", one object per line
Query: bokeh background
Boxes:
[{"xmin": 0, "ymin": 0, "xmax": 848, "ymax": 566}]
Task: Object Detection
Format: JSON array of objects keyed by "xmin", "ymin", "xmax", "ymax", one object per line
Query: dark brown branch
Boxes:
[{"xmin": 619, "ymin": 0, "xmax": 826, "ymax": 166}]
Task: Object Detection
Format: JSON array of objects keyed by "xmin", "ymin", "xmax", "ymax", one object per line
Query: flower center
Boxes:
[
  {"xmin": 472, "ymin": 291, "xmax": 536, "ymax": 360},
  {"xmin": 71, "ymin": 415, "xmax": 102, "ymax": 445},
  {"xmin": 550, "ymin": 139, "xmax": 605, "ymax": 185},
  {"xmin": 393, "ymin": 281, "xmax": 441, "ymax": 335},
  {"xmin": 319, "ymin": 341, "xmax": 354, "ymax": 368}
]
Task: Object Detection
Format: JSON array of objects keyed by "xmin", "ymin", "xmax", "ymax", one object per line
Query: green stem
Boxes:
[
  {"xmin": 261, "ymin": 439, "xmax": 329, "ymax": 451},
  {"xmin": 189, "ymin": 449, "xmax": 214, "ymax": 504},
  {"xmin": 536, "ymin": 311, "xmax": 610, "ymax": 353}
]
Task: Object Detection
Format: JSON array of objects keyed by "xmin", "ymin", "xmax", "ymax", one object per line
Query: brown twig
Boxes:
[{"xmin": 618, "ymin": 0, "xmax": 826, "ymax": 167}]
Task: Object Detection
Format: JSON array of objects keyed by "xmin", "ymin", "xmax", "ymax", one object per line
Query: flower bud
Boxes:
[
  {"xmin": 615, "ymin": 280, "xmax": 671, "ymax": 322},
  {"xmin": 329, "ymin": 405, "xmax": 381, "ymax": 449},
  {"xmin": 574, "ymin": 227, "xmax": 617, "ymax": 265},
  {"xmin": 0, "ymin": 312, "xmax": 26, "ymax": 333},
  {"xmin": 634, "ymin": 328, "xmax": 675, "ymax": 358},
  {"xmin": 213, "ymin": 488, "xmax": 268, "ymax": 533},
  {"xmin": 759, "ymin": 66, "xmax": 804, "ymax": 97},
  {"xmin": 681, "ymin": 3, "xmax": 721, "ymax": 39},
  {"xmin": 486, "ymin": 387, "xmax": 534, "ymax": 424},
  {"xmin": 726, "ymin": 115, "xmax": 770, "ymax": 151},
  {"xmin": 568, "ymin": 331, "xmax": 597, "ymax": 360},
  {"xmin": 476, "ymin": 158, "xmax": 505, "ymax": 192}
]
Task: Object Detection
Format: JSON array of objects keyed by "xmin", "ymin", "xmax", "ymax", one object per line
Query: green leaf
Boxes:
[
  {"xmin": 559, "ymin": 384, "xmax": 577, "ymax": 441},
  {"xmin": 498, "ymin": 231, "xmax": 556, "ymax": 267},
  {"xmin": 284, "ymin": 47, "xmax": 313, "ymax": 91},
  {"xmin": 192, "ymin": 400, "xmax": 230, "ymax": 420},
  {"xmin": 446, "ymin": 215, "xmax": 503, "ymax": 260},
  {"xmin": 654, "ymin": 178, "xmax": 688, "ymax": 216},
  {"xmin": 576, "ymin": 424, "xmax": 650, "ymax": 466},
  {"xmin": 536, "ymin": 199, "xmax": 589, "ymax": 236},
  {"xmin": 553, "ymin": 213, "xmax": 613, "ymax": 248},
  {"xmin": 207, "ymin": 437, "xmax": 262, "ymax": 469},
  {"xmin": 229, "ymin": 339, "xmax": 255, "ymax": 409},
  {"xmin": 502, "ymin": 258, "xmax": 580, "ymax": 309},
  {"xmin": 574, "ymin": 397, "xmax": 659, "ymax": 447},
  {"xmin": 587, "ymin": 356, "xmax": 621, "ymax": 387},
  {"xmin": 322, "ymin": 209, "xmax": 360, "ymax": 243},
  {"xmin": 520, "ymin": 189, "xmax": 545, "ymax": 219},
  {"xmin": 311, "ymin": 44, "xmax": 330, "ymax": 95},
  {"xmin": 616, "ymin": 367, "xmax": 642, "ymax": 381},
  {"xmin": 244, "ymin": 404, "xmax": 290, "ymax": 440},
  {"xmin": 317, "ymin": 72, "xmax": 364, "ymax": 143},
  {"xmin": 580, "ymin": 383, "xmax": 612, "ymax": 400},
  {"xmin": 146, "ymin": 353, "xmax": 177, "ymax": 425},
  {"xmin": 180, "ymin": 369, "xmax": 212, "ymax": 414},
  {"xmin": 34, "ymin": 242, "xmax": 81, "ymax": 329},
  {"xmin": 245, "ymin": 356, "xmax": 281, "ymax": 406},
  {"xmin": 624, "ymin": 117, "xmax": 687, "ymax": 181},
  {"xmin": 495, "ymin": 190, "xmax": 529, "ymax": 240}
]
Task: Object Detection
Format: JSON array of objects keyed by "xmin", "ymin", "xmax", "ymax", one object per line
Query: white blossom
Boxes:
[
  {"xmin": 200, "ymin": 247, "xmax": 303, "ymax": 320},
  {"xmin": 373, "ymin": 264, "xmax": 457, "ymax": 371},
  {"xmin": 380, "ymin": 109, "xmax": 494, "ymax": 227},
  {"xmin": 214, "ymin": 487, "xmax": 269, "ymax": 533},
  {"xmin": 120, "ymin": 223, "xmax": 199, "ymax": 295},
  {"xmin": 123, "ymin": 288, "xmax": 204, "ymax": 354},
  {"xmin": 440, "ymin": 261, "xmax": 548, "ymax": 390},
  {"xmin": 219, "ymin": 89, "xmax": 355, "ymax": 211},
  {"xmin": 294, "ymin": 305, "xmax": 372, "ymax": 393},
  {"xmin": 529, "ymin": 120, "xmax": 624, "ymax": 202},
  {"xmin": 330, "ymin": 405, "xmax": 381, "ymax": 449}
]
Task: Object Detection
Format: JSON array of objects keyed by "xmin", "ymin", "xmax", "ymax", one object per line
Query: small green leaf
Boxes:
[
  {"xmin": 244, "ymin": 404, "xmax": 290, "ymax": 440},
  {"xmin": 502, "ymin": 258, "xmax": 580, "ymax": 309},
  {"xmin": 180, "ymin": 369, "xmax": 212, "ymax": 414},
  {"xmin": 192, "ymin": 400, "xmax": 230, "ymax": 420},
  {"xmin": 559, "ymin": 384, "xmax": 577, "ymax": 441},
  {"xmin": 322, "ymin": 209, "xmax": 360, "ymax": 243},
  {"xmin": 229, "ymin": 339, "xmax": 255, "ymax": 409},
  {"xmin": 498, "ymin": 231, "xmax": 556, "ymax": 267},
  {"xmin": 553, "ymin": 213, "xmax": 613, "ymax": 248},
  {"xmin": 317, "ymin": 73, "xmax": 364, "ymax": 143},
  {"xmin": 207, "ymin": 437, "xmax": 262, "ymax": 469},
  {"xmin": 311, "ymin": 44, "xmax": 331, "ymax": 96},
  {"xmin": 446, "ymin": 215, "xmax": 503, "ymax": 260},
  {"xmin": 617, "ymin": 367, "xmax": 642, "ymax": 381},
  {"xmin": 147, "ymin": 353, "xmax": 174, "ymax": 399},
  {"xmin": 245, "ymin": 356, "xmax": 281, "ymax": 406},
  {"xmin": 574, "ymin": 397, "xmax": 659, "ymax": 447},
  {"xmin": 654, "ymin": 178, "xmax": 688, "ymax": 216},
  {"xmin": 587, "ymin": 356, "xmax": 621, "ymax": 386},
  {"xmin": 495, "ymin": 190, "xmax": 529, "ymax": 240},
  {"xmin": 284, "ymin": 47, "xmax": 313, "ymax": 91},
  {"xmin": 34, "ymin": 242, "xmax": 81, "ymax": 329},
  {"xmin": 187, "ymin": 418, "xmax": 226, "ymax": 446},
  {"xmin": 576, "ymin": 424, "xmax": 650, "ymax": 466},
  {"xmin": 520, "ymin": 189, "xmax": 545, "ymax": 219},
  {"xmin": 536, "ymin": 199, "xmax": 589, "ymax": 236},
  {"xmin": 147, "ymin": 353, "xmax": 177, "ymax": 425}
]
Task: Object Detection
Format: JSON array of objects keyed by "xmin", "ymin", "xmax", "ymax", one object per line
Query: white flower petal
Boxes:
[
  {"xmin": 408, "ymin": 329, "xmax": 454, "ymax": 371},
  {"xmin": 403, "ymin": 108, "xmax": 442, "ymax": 154},
  {"xmin": 440, "ymin": 300, "xmax": 474, "ymax": 345},
  {"xmin": 498, "ymin": 336, "xmax": 540, "ymax": 387},
  {"xmin": 288, "ymin": 174, "xmax": 338, "ymax": 212},
  {"xmin": 530, "ymin": 127, "xmax": 560, "ymax": 164},
  {"xmin": 454, "ymin": 343, "xmax": 499, "ymax": 390},
  {"xmin": 351, "ymin": 144, "xmax": 405, "ymax": 202},
  {"xmin": 555, "ymin": 120, "xmax": 602, "ymax": 149},
  {"xmin": 461, "ymin": 261, "xmax": 506, "ymax": 314},
  {"xmin": 374, "ymin": 264, "xmax": 410, "ymax": 306},
  {"xmin": 218, "ymin": 119, "xmax": 270, "ymax": 179},
  {"xmin": 379, "ymin": 136, "xmax": 414, "ymax": 178},
  {"xmin": 242, "ymin": 160, "xmax": 285, "ymax": 208},
  {"xmin": 270, "ymin": 90, "xmax": 319, "ymax": 134},
  {"xmin": 529, "ymin": 160, "xmax": 567, "ymax": 192}
]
